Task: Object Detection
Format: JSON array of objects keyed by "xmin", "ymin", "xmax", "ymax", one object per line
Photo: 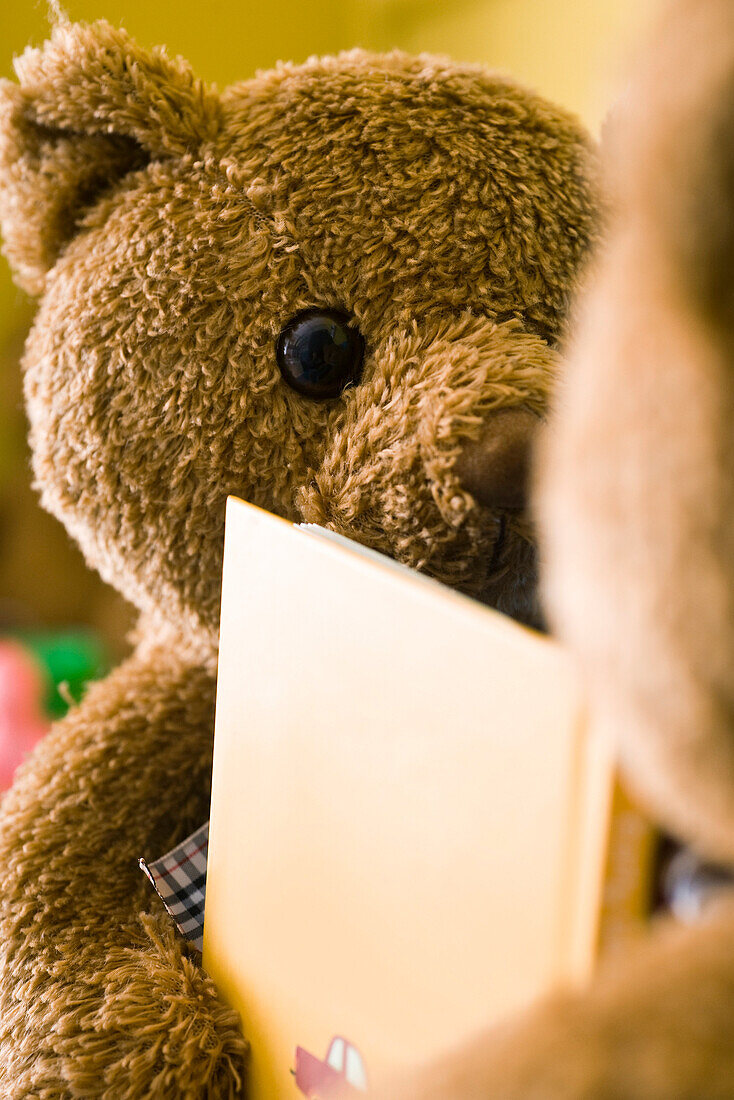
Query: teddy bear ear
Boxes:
[{"xmin": 0, "ymin": 20, "xmax": 219, "ymax": 294}]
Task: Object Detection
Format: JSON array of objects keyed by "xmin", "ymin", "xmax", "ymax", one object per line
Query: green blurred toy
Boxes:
[{"xmin": 0, "ymin": 630, "xmax": 107, "ymax": 788}]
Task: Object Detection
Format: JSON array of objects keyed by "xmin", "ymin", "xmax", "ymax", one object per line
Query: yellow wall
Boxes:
[
  {"xmin": 0, "ymin": 0, "xmax": 660, "ymax": 346},
  {"xmin": 378, "ymin": 0, "xmax": 660, "ymax": 131}
]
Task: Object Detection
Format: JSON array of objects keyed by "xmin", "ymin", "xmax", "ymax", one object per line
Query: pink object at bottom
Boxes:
[{"xmin": 0, "ymin": 640, "xmax": 49, "ymax": 789}]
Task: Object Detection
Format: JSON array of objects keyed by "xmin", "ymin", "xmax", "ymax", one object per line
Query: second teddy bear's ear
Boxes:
[{"xmin": 0, "ymin": 20, "xmax": 220, "ymax": 294}]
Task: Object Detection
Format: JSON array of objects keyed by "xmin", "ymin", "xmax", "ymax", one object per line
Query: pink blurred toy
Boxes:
[{"xmin": 0, "ymin": 639, "xmax": 48, "ymax": 789}]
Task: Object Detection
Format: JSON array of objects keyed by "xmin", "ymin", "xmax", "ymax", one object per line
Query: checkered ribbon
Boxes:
[{"xmin": 140, "ymin": 820, "xmax": 209, "ymax": 951}]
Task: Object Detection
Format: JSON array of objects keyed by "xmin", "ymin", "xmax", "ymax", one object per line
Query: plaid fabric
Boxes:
[{"xmin": 140, "ymin": 820, "xmax": 209, "ymax": 951}]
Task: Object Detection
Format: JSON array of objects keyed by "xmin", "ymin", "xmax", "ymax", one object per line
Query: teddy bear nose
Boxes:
[{"xmin": 454, "ymin": 407, "xmax": 539, "ymax": 512}]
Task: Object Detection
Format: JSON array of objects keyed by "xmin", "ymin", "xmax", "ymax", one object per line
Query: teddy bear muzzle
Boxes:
[{"xmin": 293, "ymin": 317, "xmax": 555, "ymax": 626}]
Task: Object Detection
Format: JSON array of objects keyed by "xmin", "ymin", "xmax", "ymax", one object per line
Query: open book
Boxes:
[{"xmin": 202, "ymin": 497, "xmax": 651, "ymax": 1098}]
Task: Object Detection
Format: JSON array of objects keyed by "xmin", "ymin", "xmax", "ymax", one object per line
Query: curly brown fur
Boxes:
[
  {"xmin": 0, "ymin": 19, "xmax": 597, "ymax": 1095},
  {"xmin": 383, "ymin": 2, "xmax": 734, "ymax": 1098},
  {"xmin": 0, "ymin": 636, "xmax": 247, "ymax": 1096},
  {"xmin": 0, "ymin": 319, "xmax": 134, "ymax": 647}
]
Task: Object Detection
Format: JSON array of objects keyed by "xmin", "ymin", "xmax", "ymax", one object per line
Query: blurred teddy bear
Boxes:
[
  {"xmin": 392, "ymin": 1, "xmax": 734, "ymax": 1097},
  {"xmin": 0, "ymin": 20, "xmax": 597, "ymax": 1095}
]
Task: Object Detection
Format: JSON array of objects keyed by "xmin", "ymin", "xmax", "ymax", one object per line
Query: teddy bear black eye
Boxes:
[{"xmin": 276, "ymin": 309, "xmax": 365, "ymax": 399}]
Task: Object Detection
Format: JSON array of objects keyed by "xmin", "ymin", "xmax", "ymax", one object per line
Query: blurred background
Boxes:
[{"xmin": 0, "ymin": 0, "xmax": 660, "ymax": 777}]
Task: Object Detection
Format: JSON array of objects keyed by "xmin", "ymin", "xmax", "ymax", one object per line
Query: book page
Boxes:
[{"xmin": 203, "ymin": 497, "xmax": 613, "ymax": 1099}]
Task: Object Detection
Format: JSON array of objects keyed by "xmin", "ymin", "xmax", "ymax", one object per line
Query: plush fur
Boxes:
[
  {"xmin": 0, "ymin": 318, "xmax": 134, "ymax": 648},
  {"xmin": 0, "ymin": 20, "xmax": 597, "ymax": 1097},
  {"xmin": 541, "ymin": 0, "xmax": 734, "ymax": 867},
  {"xmin": 385, "ymin": 1, "xmax": 734, "ymax": 1097}
]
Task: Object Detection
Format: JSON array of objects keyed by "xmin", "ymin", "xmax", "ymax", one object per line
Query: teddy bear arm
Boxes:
[
  {"xmin": 391, "ymin": 899, "xmax": 734, "ymax": 1100},
  {"xmin": 0, "ymin": 907, "xmax": 247, "ymax": 1099},
  {"xmin": 0, "ymin": 646, "xmax": 249, "ymax": 1097}
]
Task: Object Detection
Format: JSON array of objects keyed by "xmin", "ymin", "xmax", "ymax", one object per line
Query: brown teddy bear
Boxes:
[
  {"xmin": 0, "ymin": 20, "xmax": 597, "ymax": 1096},
  {"xmin": 389, "ymin": 1, "xmax": 734, "ymax": 1097}
]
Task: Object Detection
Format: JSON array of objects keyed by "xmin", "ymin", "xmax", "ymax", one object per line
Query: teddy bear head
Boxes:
[{"xmin": 0, "ymin": 20, "xmax": 597, "ymax": 641}]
